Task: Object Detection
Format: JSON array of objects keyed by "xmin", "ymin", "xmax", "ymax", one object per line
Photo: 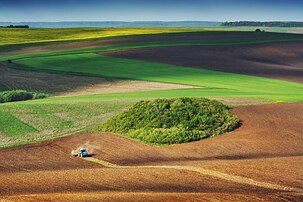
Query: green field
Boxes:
[
  {"xmin": 0, "ymin": 99, "xmax": 135, "ymax": 148},
  {"xmin": 1, "ymin": 28, "xmax": 303, "ymax": 148},
  {"xmin": 13, "ymin": 54, "xmax": 303, "ymax": 102}
]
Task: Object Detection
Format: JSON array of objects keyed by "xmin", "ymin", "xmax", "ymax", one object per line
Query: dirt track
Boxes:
[
  {"xmin": 105, "ymin": 41, "xmax": 303, "ymax": 83},
  {"xmin": 0, "ymin": 103, "xmax": 302, "ymax": 201}
]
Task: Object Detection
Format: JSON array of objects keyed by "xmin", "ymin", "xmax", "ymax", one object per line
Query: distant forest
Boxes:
[
  {"xmin": 0, "ymin": 21, "xmax": 221, "ymax": 28},
  {"xmin": 222, "ymin": 21, "xmax": 303, "ymax": 27}
]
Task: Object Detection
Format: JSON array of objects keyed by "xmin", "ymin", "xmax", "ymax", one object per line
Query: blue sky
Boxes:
[{"xmin": 0, "ymin": 0, "xmax": 302, "ymax": 22}]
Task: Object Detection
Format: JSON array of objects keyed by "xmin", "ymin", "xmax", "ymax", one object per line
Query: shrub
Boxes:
[
  {"xmin": 0, "ymin": 90, "xmax": 47, "ymax": 103},
  {"xmin": 100, "ymin": 97, "xmax": 239, "ymax": 145}
]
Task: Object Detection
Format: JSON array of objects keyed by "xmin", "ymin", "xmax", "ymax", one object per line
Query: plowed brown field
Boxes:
[
  {"xmin": 104, "ymin": 41, "xmax": 303, "ymax": 83},
  {"xmin": 0, "ymin": 103, "xmax": 302, "ymax": 201}
]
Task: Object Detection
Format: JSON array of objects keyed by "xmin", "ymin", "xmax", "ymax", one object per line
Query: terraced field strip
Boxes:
[
  {"xmin": 12, "ymin": 53, "xmax": 303, "ymax": 102},
  {"xmin": 0, "ymin": 27, "xmax": 193, "ymax": 46},
  {"xmin": 85, "ymin": 157, "xmax": 303, "ymax": 193},
  {"xmin": 2, "ymin": 39, "xmax": 303, "ymax": 62}
]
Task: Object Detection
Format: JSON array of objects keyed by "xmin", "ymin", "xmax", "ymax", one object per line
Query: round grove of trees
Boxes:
[{"xmin": 101, "ymin": 97, "xmax": 239, "ymax": 145}]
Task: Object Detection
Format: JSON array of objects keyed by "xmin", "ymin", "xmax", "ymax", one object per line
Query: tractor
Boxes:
[{"xmin": 72, "ymin": 148, "xmax": 90, "ymax": 158}]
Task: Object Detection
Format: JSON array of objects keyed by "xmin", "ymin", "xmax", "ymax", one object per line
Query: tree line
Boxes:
[{"xmin": 222, "ymin": 21, "xmax": 303, "ymax": 27}]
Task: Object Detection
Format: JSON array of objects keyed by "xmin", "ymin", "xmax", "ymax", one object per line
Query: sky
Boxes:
[{"xmin": 0, "ymin": 0, "xmax": 302, "ymax": 22}]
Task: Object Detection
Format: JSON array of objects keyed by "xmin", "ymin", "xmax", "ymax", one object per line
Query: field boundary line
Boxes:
[{"xmin": 84, "ymin": 157, "xmax": 303, "ymax": 193}]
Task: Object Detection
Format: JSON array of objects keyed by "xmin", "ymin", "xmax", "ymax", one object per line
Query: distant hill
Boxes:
[
  {"xmin": 0, "ymin": 21, "xmax": 221, "ymax": 28},
  {"xmin": 222, "ymin": 21, "xmax": 303, "ymax": 27}
]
